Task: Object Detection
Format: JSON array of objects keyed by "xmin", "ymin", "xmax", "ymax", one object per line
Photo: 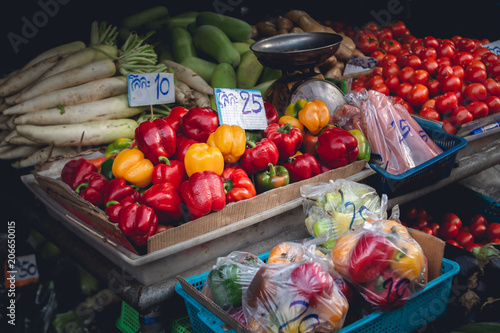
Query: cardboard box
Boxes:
[
  {"xmin": 176, "ymin": 228, "xmax": 446, "ymax": 333},
  {"xmin": 33, "ymin": 159, "xmax": 367, "ymax": 255}
]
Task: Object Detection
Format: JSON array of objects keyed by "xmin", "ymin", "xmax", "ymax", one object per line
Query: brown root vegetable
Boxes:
[
  {"xmin": 256, "ymin": 21, "xmax": 277, "ymax": 37},
  {"xmin": 334, "ymin": 43, "xmax": 353, "ymax": 61},
  {"xmin": 340, "ymin": 34, "xmax": 356, "ymax": 51},
  {"xmin": 352, "ymin": 49, "xmax": 365, "ymax": 57},
  {"xmin": 284, "ymin": 10, "xmax": 308, "ymax": 23},
  {"xmin": 297, "ymin": 15, "xmax": 325, "ymax": 32},
  {"xmin": 324, "ymin": 26, "xmax": 337, "ymax": 34},
  {"xmin": 276, "ymin": 17, "xmax": 294, "ymax": 32},
  {"xmin": 276, "ymin": 29, "xmax": 289, "ymax": 35},
  {"xmin": 290, "ymin": 27, "xmax": 304, "ymax": 34},
  {"xmin": 250, "ymin": 25, "xmax": 258, "ymax": 39},
  {"xmin": 319, "ymin": 55, "xmax": 338, "ymax": 72},
  {"xmin": 324, "ymin": 61, "xmax": 345, "ymax": 79}
]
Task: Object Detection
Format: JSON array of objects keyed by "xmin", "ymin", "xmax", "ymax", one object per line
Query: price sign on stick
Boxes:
[
  {"xmin": 214, "ymin": 88, "xmax": 268, "ymax": 130},
  {"xmin": 127, "ymin": 73, "xmax": 175, "ymax": 106}
]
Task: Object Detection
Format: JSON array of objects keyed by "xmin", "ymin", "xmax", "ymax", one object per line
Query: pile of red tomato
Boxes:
[
  {"xmin": 402, "ymin": 205, "xmax": 500, "ymax": 251},
  {"xmin": 348, "ymin": 20, "xmax": 500, "ymax": 134}
]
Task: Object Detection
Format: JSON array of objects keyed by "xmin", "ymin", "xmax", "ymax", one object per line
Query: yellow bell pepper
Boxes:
[
  {"xmin": 206, "ymin": 124, "xmax": 246, "ymax": 163},
  {"xmin": 278, "ymin": 115, "xmax": 305, "ymax": 137},
  {"xmin": 298, "ymin": 100, "xmax": 330, "ymax": 135},
  {"xmin": 112, "ymin": 148, "xmax": 154, "ymax": 188},
  {"xmin": 390, "ymin": 239, "xmax": 425, "ymax": 281},
  {"xmin": 184, "ymin": 143, "xmax": 224, "ymax": 177},
  {"xmin": 284, "ymin": 98, "xmax": 308, "ymax": 118}
]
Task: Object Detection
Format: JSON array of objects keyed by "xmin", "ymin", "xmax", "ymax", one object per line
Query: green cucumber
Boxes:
[
  {"xmin": 260, "ymin": 66, "xmax": 282, "ymax": 83},
  {"xmin": 252, "ymin": 79, "xmax": 277, "ymax": 96},
  {"xmin": 232, "ymin": 42, "xmax": 251, "ymax": 56},
  {"xmin": 236, "ymin": 50, "xmax": 264, "ymax": 89},
  {"xmin": 180, "ymin": 56, "xmax": 217, "ymax": 83},
  {"xmin": 122, "ymin": 6, "xmax": 168, "ymax": 29},
  {"xmin": 165, "ymin": 11, "xmax": 198, "ymax": 30},
  {"xmin": 211, "ymin": 63, "xmax": 236, "ymax": 89},
  {"xmin": 170, "ymin": 27, "xmax": 197, "ymax": 63},
  {"xmin": 193, "ymin": 25, "xmax": 240, "ymax": 67},
  {"xmin": 195, "ymin": 11, "xmax": 253, "ymax": 42}
]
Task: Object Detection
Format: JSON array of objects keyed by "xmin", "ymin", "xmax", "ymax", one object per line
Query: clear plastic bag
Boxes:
[
  {"xmin": 330, "ymin": 214, "xmax": 428, "ymax": 312},
  {"xmin": 300, "ymin": 179, "xmax": 386, "ymax": 250},
  {"xmin": 331, "ymin": 104, "xmax": 365, "ymax": 135},
  {"xmin": 243, "ymin": 244, "xmax": 349, "ymax": 333},
  {"xmin": 203, "ymin": 251, "xmax": 265, "ymax": 313},
  {"xmin": 346, "ymin": 89, "xmax": 442, "ymax": 175}
]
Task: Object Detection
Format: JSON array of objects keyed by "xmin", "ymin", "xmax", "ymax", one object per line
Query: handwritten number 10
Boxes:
[
  {"xmin": 240, "ymin": 91, "xmax": 262, "ymax": 114},
  {"xmin": 155, "ymin": 73, "xmax": 170, "ymax": 99}
]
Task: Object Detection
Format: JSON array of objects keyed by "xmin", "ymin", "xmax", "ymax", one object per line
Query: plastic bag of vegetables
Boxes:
[
  {"xmin": 330, "ymin": 217, "xmax": 428, "ymax": 311},
  {"xmin": 300, "ymin": 179, "xmax": 386, "ymax": 250},
  {"xmin": 243, "ymin": 243, "xmax": 349, "ymax": 333}
]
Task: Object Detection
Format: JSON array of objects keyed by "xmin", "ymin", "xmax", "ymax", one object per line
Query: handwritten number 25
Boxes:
[{"xmin": 240, "ymin": 91, "xmax": 262, "ymax": 114}]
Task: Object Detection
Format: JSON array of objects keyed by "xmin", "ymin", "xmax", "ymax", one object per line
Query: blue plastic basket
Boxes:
[
  {"xmin": 369, "ymin": 117, "xmax": 467, "ymax": 196},
  {"xmin": 175, "ymin": 254, "xmax": 459, "ymax": 333}
]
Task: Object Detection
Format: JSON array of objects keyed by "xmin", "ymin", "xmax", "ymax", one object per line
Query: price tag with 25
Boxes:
[
  {"xmin": 214, "ymin": 88, "xmax": 268, "ymax": 130},
  {"xmin": 127, "ymin": 73, "xmax": 175, "ymax": 107}
]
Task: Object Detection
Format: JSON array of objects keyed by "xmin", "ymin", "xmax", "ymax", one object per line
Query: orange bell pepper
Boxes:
[
  {"xmin": 278, "ymin": 115, "xmax": 304, "ymax": 137},
  {"xmin": 302, "ymin": 131, "xmax": 319, "ymax": 157},
  {"xmin": 298, "ymin": 100, "xmax": 330, "ymax": 135},
  {"xmin": 112, "ymin": 148, "xmax": 154, "ymax": 188},
  {"xmin": 184, "ymin": 143, "xmax": 224, "ymax": 177},
  {"xmin": 206, "ymin": 124, "xmax": 246, "ymax": 163}
]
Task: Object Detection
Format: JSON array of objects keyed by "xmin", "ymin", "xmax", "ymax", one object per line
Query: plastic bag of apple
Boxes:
[
  {"xmin": 342, "ymin": 19, "xmax": 500, "ymax": 134},
  {"xmin": 58, "ymin": 102, "xmax": 364, "ymax": 249}
]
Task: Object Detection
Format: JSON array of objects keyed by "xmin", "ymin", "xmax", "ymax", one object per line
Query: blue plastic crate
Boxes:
[
  {"xmin": 175, "ymin": 254, "xmax": 459, "ymax": 333},
  {"xmin": 369, "ymin": 117, "xmax": 467, "ymax": 196}
]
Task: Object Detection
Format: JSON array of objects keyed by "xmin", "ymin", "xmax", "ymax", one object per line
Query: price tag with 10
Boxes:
[{"xmin": 127, "ymin": 73, "xmax": 175, "ymax": 107}]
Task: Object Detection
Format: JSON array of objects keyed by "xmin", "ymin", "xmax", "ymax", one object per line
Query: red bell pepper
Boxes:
[
  {"xmin": 105, "ymin": 196, "xmax": 137, "ymax": 223},
  {"xmin": 348, "ymin": 232, "xmax": 394, "ymax": 284},
  {"xmin": 363, "ymin": 268, "xmax": 411, "ymax": 311},
  {"xmin": 264, "ymin": 101, "xmax": 279, "ymax": 125},
  {"xmin": 61, "ymin": 158, "xmax": 98, "ymax": 190},
  {"xmin": 118, "ymin": 203, "xmax": 158, "ymax": 247},
  {"xmin": 140, "ymin": 182, "xmax": 183, "ymax": 223},
  {"xmin": 103, "ymin": 178, "xmax": 140, "ymax": 207},
  {"xmin": 264, "ymin": 122, "xmax": 303, "ymax": 161},
  {"xmin": 291, "ymin": 262, "xmax": 334, "ymax": 307},
  {"xmin": 134, "ymin": 117, "xmax": 176, "ymax": 165},
  {"xmin": 180, "ymin": 171, "xmax": 226, "ymax": 219},
  {"xmin": 75, "ymin": 172, "xmax": 109, "ymax": 207},
  {"xmin": 164, "ymin": 106, "xmax": 189, "ymax": 133},
  {"xmin": 316, "ymin": 127, "xmax": 359, "ymax": 169},
  {"xmin": 239, "ymin": 138, "xmax": 279, "ymax": 175},
  {"xmin": 173, "ymin": 133, "xmax": 199, "ymax": 162},
  {"xmin": 180, "ymin": 107, "xmax": 219, "ymax": 142},
  {"xmin": 151, "ymin": 156, "xmax": 187, "ymax": 192},
  {"xmin": 282, "ymin": 153, "xmax": 322, "ymax": 183},
  {"xmin": 221, "ymin": 167, "xmax": 256, "ymax": 203}
]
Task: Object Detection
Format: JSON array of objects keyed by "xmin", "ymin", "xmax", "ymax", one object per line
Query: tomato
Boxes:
[
  {"xmin": 410, "ymin": 69, "xmax": 430, "ymax": 85},
  {"xmin": 378, "ymin": 38, "xmax": 402, "ymax": 55},
  {"xmin": 487, "ymin": 62, "xmax": 500, "ymax": 78},
  {"xmin": 482, "ymin": 52, "xmax": 499, "ymax": 66},
  {"xmin": 446, "ymin": 239, "xmax": 461, "ymax": 247},
  {"xmin": 419, "ymin": 106, "xmax": 441, "ymax": 121},
  {"xmin": 464, "ymin": 82, "xmax": 488, "ymax": 102},
  {"xmin": 457, "ymin": 38, "xmax": 477, "ymax": 53},
  {"xmin": 399, "ymin": 54, "xmax": 422, "ymax": 69},
  {"xmin": 426, "ymin": 78, "xmax": 441, "ymax": 97},
  {"xmin": 417, "ymin": 208, "xmax": 429, "ymax": 220},
  {"xmin": 421, "ymin": 58, "xmax": 439, "ymax": 76},
  {"xmin": 487, "ymin": 223, "xmax": 500, "ymax": 241},
  {"xmin": 370, "ymin": 50, "xmax": 387, "ymax": 63},
  {"xmin": 368, "ymin": 66, "xmax": 384, "ymax": 78},
  {"xmin": 379, "ymin": 54, "xmax": 398, "ymax": 68},
  {"xmin": 442, "ymin": 120, "xmax": 457, "ymax": 135},
  {"xmin": 436, "ymin": 64, "xmax": 454, "ymax": 80},
  {"xmin": 407, "ymin": 83, "xmax": 429, "ymax": 107},
  {"xmin": 416, "ymin": 47, "xmax": 437, "ymax": 60},
  {"xmin": 484, "ymin": 78, "xmax": 500, "ymax": 97},
  {"xmin": 352, "ymin": 77, "xmax": 367, "ymax": 89},
  {"xmin": 454, "ymin": 51, "xmax": 474, "ymax": 68},
  {"xmin": 466, "ymin": 60, "xmax": 487, "ymax": 71},
  {"xmin": 439, "ymin": 74, "xmax": 462, "ymax": 93},
  {"xmin": 375, "ymin": 28, "xmax": 393, "ymax": 40},
  {"xmin": 465, "ymin": 243, "xmax": 482, "ymax": 252},
  {"xmin": 387, "ymin": 20, "xmax": 407, "ymax": 38},
  {"xmin": 435, "ymin": 92, "xmax": 459, "ymax": 114},
  {"xmin": 437, "ymin": 57, "xmax": 453, "ymax": 68},
  {"xmin": 382, "ymin": 63, "xmax": 401, "ymax": 79},
  {"xmin": 415, "ymin": 217, "xmax": 429, "ymax": 230},
  {"xmin": 470, "ymin": 222, "xmax": 487, "ymax": 241},
  {"xmin": 421, "ymin": 227, "xmax": 433, "ymax": 235},
  {"xmin": 372, "ymin": 83, "xmax": 390, "ymax": 95},
  {"xmin": 427, "ymin": 223, "xmax": 439, "ymax": 236},
  {"xmin": 442, "ymin": 213, "xmax": 462, "ymax": 229},
  {"xmin": 456, "ymin": 231, "xmax": 475, "ymax": 248},
  {"xmin": 452, "ymin": 66, "xmax": 465, "ymax": 80},
  {"xmin": 471, "ymin": 214, "xmax": 488, "ymax": 225},
  {"xmin": 486, "ymin": 95, "xmax": 500, "ymax": 114},
  {"xmin": 356, "ymin": 32, "xmax": 379, "ymax": 55},
  {"xmin": 403, "ymin": 205, "xmax": 418, "ymax": 220},
  {"xmin": 465, "ymin": 66, "xmax": 487, "ymax": 83},
  {"xmin": 437, "ymin": 43, "xmax": 456, "ymax": 59},
  {"xmin": 363, "ymin": 22, "xmax": 380, "ymax": 32},
  {"xmin": 439, "ymin": 222, "xmax": 459, "ymax": 240},
  {"xmin": 423, "ymin": 36, "xmax": 439, "ymax": 49},
  {"xmin": 490, "ymin": 238, "xmax": 500, "ymax": 244},
  {"xmin": 399, "ymin": 67, "xmax": 415, "ymax": 83},
  {"xmin": 466, "ymin": 101, "xmax": 489, "ymax": 119},
  {"xmin": 450, "ymin": 106, "xmax": 473, "ymax": 126},
  {"xmin": 366, "ymin": 75, "xmax": 385, "ymax": 89},
  {"xmin": 385, "ymin": 75, "xmax": 400, "ymax": 93},
  {"xmin": 396, "ymin": 99, "xmax": 414, "ymax": 114},
  {"xmin": 474, "ymin": 47, "xmax": 492, "ymax": 59},
  {"xmin": 395, "ymin": 82, "xmax": 412, "ymax": 99}
]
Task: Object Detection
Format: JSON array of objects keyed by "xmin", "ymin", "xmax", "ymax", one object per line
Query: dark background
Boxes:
[{"xmin": 1, "ymin": 0, "xmax": 499, "ymax": 73}]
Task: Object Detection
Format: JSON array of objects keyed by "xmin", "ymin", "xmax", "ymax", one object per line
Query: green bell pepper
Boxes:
[
  {"xmin": 255, "ymin": 163, "xmax": 290, "ymax": 194},
  {"xmin": 284, "ymin": 98, "xmax": 308, "ymax": 118},
  {"xmin": 100, "ymin": 158, "xmax": 115, "ymax": 180},
  {"xmin": 349, "ymin": 129, "xmax": 371, "ymax": 162},
  {"xmin": 207, "ymin": 264, "xmax": 242, "ymax": 310},
  {"xmin": 105, "ymin": 138, "xmax": 132, "ymax": 158}
]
